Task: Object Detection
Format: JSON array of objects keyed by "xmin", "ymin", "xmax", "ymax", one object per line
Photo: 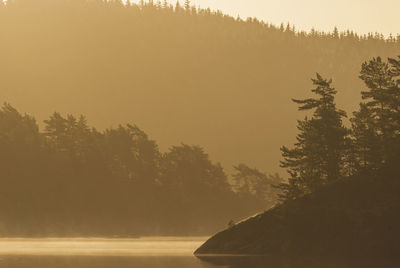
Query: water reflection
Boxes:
[
  {"xmin": 0, "ymin": 256, "xmax": 213, "ymax": 268},
  {"xmin": 0, "ymin": 255, "xmax": 399, "ymax": 268},
  {"xmin": 197, "ymin": 255, "xmax": 399, "ymax": 268},
  {"xmin": 0, "ymin": 239, "xmax": 396, "ymax": 268},
  {"xmin": 0, "ymin": 255, "xmax": 397, "ymax": 268}
]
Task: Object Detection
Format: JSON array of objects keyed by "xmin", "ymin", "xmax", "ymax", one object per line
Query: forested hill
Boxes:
[
  {"xmin": 0, "ymin": 104, "xmax": 282, "ymax": 236},
  {"xmin": 1, "ymin": 0, "xmax": 400, "ymax": 172},
  {"xmin": 195, "ymin": 55, "xmax": 400, "ymax": 261}
]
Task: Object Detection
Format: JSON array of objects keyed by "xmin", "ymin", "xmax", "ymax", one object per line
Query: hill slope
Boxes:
[{"xmin": 1, "ymin": 0, "xmax": 399, "ymax": 172}]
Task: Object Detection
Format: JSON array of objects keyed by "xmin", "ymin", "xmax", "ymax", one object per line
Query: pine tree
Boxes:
[
  {"xmin": 333, "ymin": 27, "xmax": 339, "ymax": 39},
  {"xmin": 280, "ymin": 74, "xmax": 348, "ymax": 199},
  {"xmin": 191, "ymin": 5, "xmax": 197, "ymax": 15},
  {"xmin": 279, "ymin": 23, "xmax": 285, "ymax": 32},
  {"xmin": 184, "ymin": 0, "xmax": 190, "ymax": 12},
  {"xmin": 175, "ymin": 0, "xmax": 182, "ymax": 12},
  {"xmin": 350, "ymin": 103, "xmax": 381, "ymax": 172},
  {"xmin": 388, "ymin": 56, "xmax": 400, "ymax": 83},
  {"xmin": 285, "ymin": 23, "xmax": 291, "ymax": 33},
  {"xmin": 357, "ymin": 57, "xmax": 398, "ymax": 167}
]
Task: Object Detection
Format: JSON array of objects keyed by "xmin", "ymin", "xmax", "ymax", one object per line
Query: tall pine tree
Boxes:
[
  {"xmin": 184, "ymin": 0, "xmax": 190, "ymax": 12},
  {"xmin": 280, "ymin": 74, "xmax": 348, "ymax": 199},
  {"xmin": 351, "ymin": 57, "xmax": 400, "ymax": 170}
]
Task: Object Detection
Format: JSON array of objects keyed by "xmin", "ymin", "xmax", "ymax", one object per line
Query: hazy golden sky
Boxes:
[{"xmin": 133, "ymin": 0, "xmax": 399, "ymax": 36}]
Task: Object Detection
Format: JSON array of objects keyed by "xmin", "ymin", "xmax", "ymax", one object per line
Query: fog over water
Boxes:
[
  {"xmin": 0, "ymin": 238, "xmax": 213, "ymax": 267},
  {"xmin": 0, "ymin": 237, "xmax": 206, "ymax": 256}
]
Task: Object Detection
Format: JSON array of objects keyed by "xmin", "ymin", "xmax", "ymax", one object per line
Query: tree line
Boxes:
[
  {"xmin": 279, "ymin": 55, "xmax": 400, "ymax": 200},
  {"xmin": 1, "ymin": 0, "xmax": 399, "ymax": 235},
  {"xmin": 1, "ymin": 0, "xmax": 399, "ymax": 174},
  {"xmin": 0, "ymin": 104, "xmax": 281, "ymax": 236}
]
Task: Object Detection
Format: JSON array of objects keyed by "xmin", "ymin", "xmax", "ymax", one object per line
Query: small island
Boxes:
[
  {"xmin": 196, "ymin": 56, "xmax": 400, "ymax": 263},
  {"xmin": 195, "ymin": 174, "xmax": 400, "ymax": 260}
]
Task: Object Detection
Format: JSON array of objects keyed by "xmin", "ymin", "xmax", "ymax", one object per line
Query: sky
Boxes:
[{"xmin": 132, "ymin": 0, "xmax": 400, "ymax": 36}]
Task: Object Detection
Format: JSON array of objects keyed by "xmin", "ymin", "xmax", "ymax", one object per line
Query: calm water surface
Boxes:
[
  {"xmin": 0, "ymin": 238, "xmax": 395, "ymax": 268},
  {"xmin": 0, "ymin": 238, "xmax": 213, "ymax": 268}
]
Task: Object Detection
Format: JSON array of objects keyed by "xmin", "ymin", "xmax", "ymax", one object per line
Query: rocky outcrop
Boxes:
[{"xmin": 195, "ymin": 175, "xmax": 400, "ymax": 261}]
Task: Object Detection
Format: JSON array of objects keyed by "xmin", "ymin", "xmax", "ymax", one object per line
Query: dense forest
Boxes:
[
  {"xmin": 279, "ymin": 55, "xmax": 400, "ymax": 200},
  {"xmin": 196, "ymin": 55, "xmax": 400, "ymax": 260},
  {"xmin": 1, "ymin": 0, "xmax": 399, "ymax": 173},
  {"xmin": 0, "ymin": 103, "xmax": 282, "ymax": 236},
  {"xmin": 196, "ymin": 56, "xmax": 400, "ymax": 260},
  {"xmin": 1, "ymin": 0, "xmax": 400, "ymax": 237}
]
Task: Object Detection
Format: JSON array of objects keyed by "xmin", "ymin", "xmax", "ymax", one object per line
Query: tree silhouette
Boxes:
[
  {"xmin": 280, "ymin": 74, "xmax": 348, "ymax": 199},
  {"xmin": 350, "ymin": 56, "xmax": 400, "ymax": 171},
  {"xmin": 0, "ymin": 0, "xmax": 398, "ymax": 177}
]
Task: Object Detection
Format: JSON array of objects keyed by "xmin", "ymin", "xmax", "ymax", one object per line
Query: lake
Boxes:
[
  {"xmin": 0, "ymin": 238, "xmax": 395, "ymax": 268},
  {"xmin": 0, "ymin": 237, "xmax": 212, "ymax": 268}
]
